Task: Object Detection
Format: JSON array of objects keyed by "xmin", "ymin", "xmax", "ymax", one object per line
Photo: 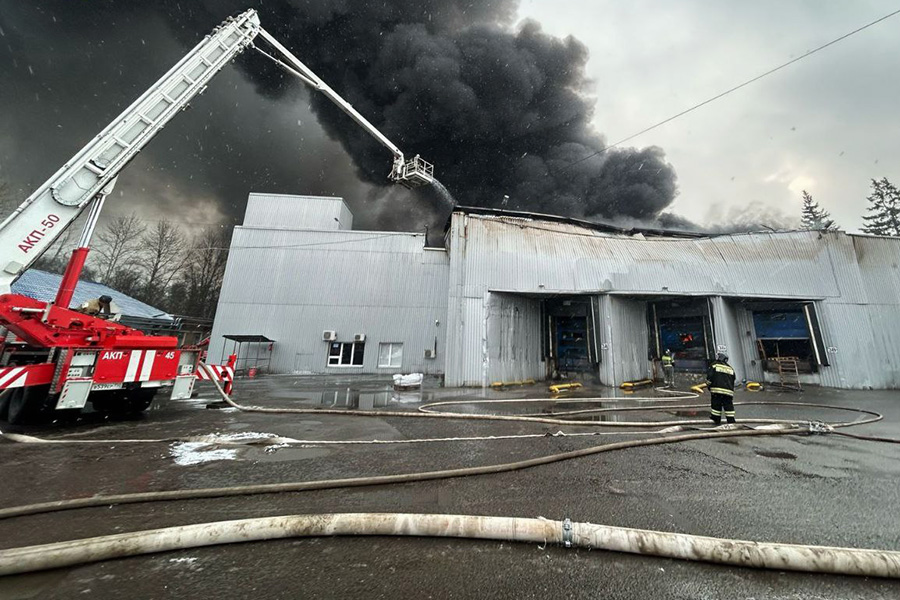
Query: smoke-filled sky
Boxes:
[
  {"xmin": 520, "ymin": 0, "xmax": 900, "ymax": 232},
  {"xmin": 1, "ymin": 1, "xmax": 898, "ymax": 235}
]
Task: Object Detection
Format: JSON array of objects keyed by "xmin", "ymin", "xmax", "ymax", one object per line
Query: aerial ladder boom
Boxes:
[
  {"xmin": 0, "ymin": 9, "xmax": 433, "ymax": 297},
  {"xmin": 0, "ymin": 9, "xmax": 435, "ymax": 423},
  {"xmin": 253, "ymin": 29, "xmax": 433, "ymax": 189},
  {"xmin": 0, "ymin": 10, "xmax": 262, "ymax": 295}
]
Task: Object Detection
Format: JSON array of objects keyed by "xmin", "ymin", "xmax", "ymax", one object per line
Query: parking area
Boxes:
[{"xmin": 1, "ymin": 377, "xmax": 899, "ymax": 599}]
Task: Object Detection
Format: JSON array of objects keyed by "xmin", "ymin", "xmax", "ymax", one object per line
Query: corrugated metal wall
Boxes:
[
  {"xmin": 734, "ymin": 305, "xmax": 765, "ymax": 383},
  {"xmin": 214, "ymin": 202, "xmax": 899, "ymax": 388},
  {"xmin": 445, "ymin": 215, "xmax": 478, "ymax": 386},
  {"xmin": 814, "ymin": 235, "xmax": 900, "ymax": 388},
  {"xmin": 710, "ymin": 297, "xmax": 747, "ymax": 382},
  {"xmin": 211, "ymin": 224, "xmax": 449, "ymax": 375},
  {"xmin": 598, "ymin": 295, "xmax": 649, "ymax": 385},
  {"xmin": 242, "ymin": 193, "xmax": 353, "ymax": 231},
  {"xmin": 485, "ymin": 293, "xmax": 544, "ymax": 384},
  {"xmin": 865, "ymin": 305, "xmax": 900, "ymax": 387},
  {"xmin": 450, "ymin": 214, "xmax": 843, "ymax": 299},
  {"xmin": 816, "ymin": 303, "xmax": 900, "ymax": 389},
  {"xmin": 446, "ymin": 213, "xmax": 900, "ymax": 389}
]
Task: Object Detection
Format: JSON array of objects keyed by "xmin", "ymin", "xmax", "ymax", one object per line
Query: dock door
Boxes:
[
  {"xmin": 649, "ymin": 298, "xmax": 715, "ymax": 372},
  {"xmin": 542, "ymin": 296, "xmax": 600, "ymax": 379}
]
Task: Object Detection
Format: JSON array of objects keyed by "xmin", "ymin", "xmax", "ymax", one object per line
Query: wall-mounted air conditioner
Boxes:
[
  {"xmin": 354, "ymin": 333, "xmax": 366, "ymax": 342},
  {"xmin": 322, "ymin": 330, "xmax": 337, "ymax": 341},
  {"xmin": 424, "ymin": 349, "xmax": 436, "ymax": 359}
]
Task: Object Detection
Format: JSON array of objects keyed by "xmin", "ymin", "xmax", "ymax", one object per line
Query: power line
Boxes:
[{"xmin": 559, "ymin": 7, "xmax": 900, "ymax": 173}]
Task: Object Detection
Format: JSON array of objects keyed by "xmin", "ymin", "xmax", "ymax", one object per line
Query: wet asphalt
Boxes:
[{"xmin": 1, "ymin": 376, "xmax": 899, "ymax": 599}]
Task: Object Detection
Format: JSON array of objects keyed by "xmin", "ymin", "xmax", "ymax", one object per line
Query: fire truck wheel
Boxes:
[
  {"xmin": 92, "ymin": 388, "xmax": 157, "ymax": 415},
  {"xmin": 7, "ymin": 386, "xmax": 50, "ymax": 425},
  {"xmin": 125, "ymin": 388, "xmax": 158, "ymax": 413},
  {"xmin": 0, "ymin": 389, "xmax": 11, "ymax": 421}
]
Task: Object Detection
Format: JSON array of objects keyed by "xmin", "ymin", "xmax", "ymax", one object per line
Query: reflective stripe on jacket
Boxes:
[{"xmin": 707, "ymin": 360, "xmax": 735, "ymax": 396}]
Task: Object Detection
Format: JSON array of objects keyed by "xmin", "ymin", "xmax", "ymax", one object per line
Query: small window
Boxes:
[
  {"xmin": 327, "ymin": 341, "xmax": 364, "ymax": 367},
  {"xmin": 378, "ymin": 343, "xmax": 403, "ymax": 368}
]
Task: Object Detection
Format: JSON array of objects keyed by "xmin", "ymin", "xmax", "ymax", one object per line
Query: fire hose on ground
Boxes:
[
  {"xmin": 3, "ymin": 513, "xmax": 900, "ymax": 578},
  {"xmin": 0, "ymin": 363, "xmax": 896, "ymax": 579}
]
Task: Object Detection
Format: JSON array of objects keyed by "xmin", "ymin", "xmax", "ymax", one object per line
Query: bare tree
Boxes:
[
  {"xmin": 106, "ymin": 266, "xmax": 144, "ymax": 299},
  {"xmin": 138, "ymin": 220, "xmax": 186, "ymax": 305},
  {"xmin": 93, "ymin": 214, "xmax": 147, "ymax": 283},
  {"xmin": 170, "ymin": 227, "xmax": 231, "ymax": 318}
]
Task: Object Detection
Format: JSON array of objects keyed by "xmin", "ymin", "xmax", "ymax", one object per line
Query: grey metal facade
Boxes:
[
  {"xmin": 484, "ymin": 293, "xmax": 544, "ymax": 384},
  {"xmin": 444, "ymin": 211, "xmax": 900, "ymax": 389},
  {"xmin": 212, "ymin": 198, "xmax": 900, "ymax": 389},
  {"xmin": 242, "ymin": 193, "xmax": 353, "ymax": 231},
  {"xmin": 209, "ymin": 196, "xmax": 448, "ymax": 375}
]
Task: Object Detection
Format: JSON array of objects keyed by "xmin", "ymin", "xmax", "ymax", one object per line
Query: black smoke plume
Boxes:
[{"xmin": 0, "ymin": 1, "xmax": 680, "ymax": 232}]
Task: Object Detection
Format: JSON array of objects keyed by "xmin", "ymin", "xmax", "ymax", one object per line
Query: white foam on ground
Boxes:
[
  {"xmin": 212, "ymin": 431, "xmax": 277, "ymax": 442},
  {"xmin": 188, "ymin": 431, "xmax": 279, "ymax": 445},
  {"xmin": 169, "ymin": 442, "xmax": 238, "ymax": 466}
]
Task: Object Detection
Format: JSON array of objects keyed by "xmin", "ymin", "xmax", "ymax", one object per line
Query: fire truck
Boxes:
[{"xmin": 0, "ymin": 9, "xmax": 433, "ymax": 424}]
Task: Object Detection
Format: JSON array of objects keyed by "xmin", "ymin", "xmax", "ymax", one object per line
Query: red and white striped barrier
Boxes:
[
  {"xmin": 0, "ymin": 366, "xmax": 28, "ymax": 390},
  {"xmin": 196, "ymin": 364, "xmax": 235, "ymax": 394},
  {"xmin": 196, "ymin": 364, "xmax": 234, "ymax": 382}
]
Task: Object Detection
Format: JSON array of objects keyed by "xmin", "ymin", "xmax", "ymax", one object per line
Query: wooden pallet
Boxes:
[{"xmin": 774, "ymin": 357, "xmax": 802, "ymax": 391}]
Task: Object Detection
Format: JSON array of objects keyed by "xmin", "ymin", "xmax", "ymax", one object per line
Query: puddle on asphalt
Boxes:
[
  {"xmin": 670, "ymin": 410, "xmax": 703, "ymax": 417},
  {"xmin": 166, "ymin": 428, "xmax": 335, "ymax": 465},
  {"xmin": 211, "ymin": 389, "xmax": 430, "ymax": 410},
  {"xmin": 251, "ymin": 446, "xmax": 331, "ymax": 462}
]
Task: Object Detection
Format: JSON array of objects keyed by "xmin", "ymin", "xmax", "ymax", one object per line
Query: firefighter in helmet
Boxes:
[
  {"xmin": 707, "ymin": 352, "xmax": 736, "ymax": 424},
  {"xmin": 661, "ymin": 349, "xmax": 675, "ymax": 387},
  {"xmin": 77, "ymin": 295, "xmax": 121, "ymax": 322}
]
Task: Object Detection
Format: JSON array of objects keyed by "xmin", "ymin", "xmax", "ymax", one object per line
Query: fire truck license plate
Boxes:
[{"xmin": 92, "ymin": 383, "xmax": 123, "ymax": 391}]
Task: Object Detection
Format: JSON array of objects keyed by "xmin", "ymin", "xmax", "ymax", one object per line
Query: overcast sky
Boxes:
[
  {"xmin": 1, "ymin": 1, "xmax": 898, "ymax": 233},
  {"xmin": 518, "ymin": 0, "xmax": 900, "ymax": 230}
]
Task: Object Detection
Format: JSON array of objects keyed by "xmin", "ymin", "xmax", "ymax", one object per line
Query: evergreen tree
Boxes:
[
  {"xmin": 862, "ymin": 178, "xmax": 900, "ymax": 236},
  {"xmin": 799, "ymin": 190, "xmax": 836, "ymax": 231}
]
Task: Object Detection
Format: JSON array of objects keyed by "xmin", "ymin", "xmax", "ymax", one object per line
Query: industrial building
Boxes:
[{"xmin": 210, "ymin": 193, "xmax": 900, "ymax": 389}]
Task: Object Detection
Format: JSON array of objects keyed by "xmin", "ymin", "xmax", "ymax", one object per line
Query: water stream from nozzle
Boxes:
[{"xmin": 430, "ymin": 178, "xmax": 457, "ymax": 209}]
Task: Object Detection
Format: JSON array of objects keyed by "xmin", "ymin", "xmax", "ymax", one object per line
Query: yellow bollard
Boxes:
[
  {"xmin": 549, "ymin": 382, "xmax": 583, "ymax": 394},
  {"xmin": 620, "ymin": 379, "xmax": 653, "ymax": 390}
]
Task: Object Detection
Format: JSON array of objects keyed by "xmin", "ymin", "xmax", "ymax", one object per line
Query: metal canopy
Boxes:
[
  {"xmin": 223, "ymin": 335, "xmax": 275, "ymax": 375},
  {"xmin": 223, "ymin": 334, "xmax": 275, "ymax": 343}
]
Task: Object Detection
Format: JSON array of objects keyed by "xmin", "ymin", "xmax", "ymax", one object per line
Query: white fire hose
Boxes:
[
  {"xmin": 2, "ymin": 513, "xmax": 899, "ymax": 578},
  {"xmin": 0, "ymin": 365, "xmax": 895, "ymax": 579}
]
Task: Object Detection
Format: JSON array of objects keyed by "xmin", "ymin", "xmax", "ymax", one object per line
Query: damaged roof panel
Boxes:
[{"xmin": 453, "ymin": 213, "xmax": 867, "ymax": 301}]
